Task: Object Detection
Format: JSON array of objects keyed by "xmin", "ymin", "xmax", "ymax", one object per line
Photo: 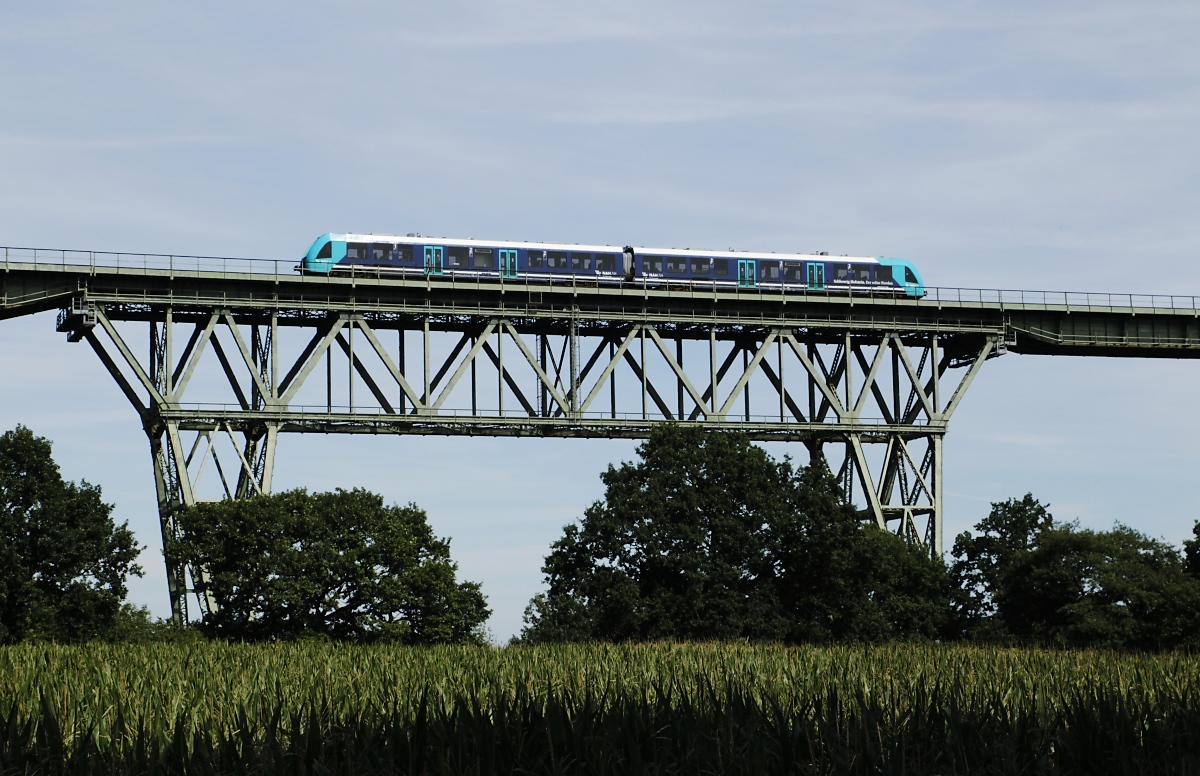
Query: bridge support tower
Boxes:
[{"xmin": 56, "ymin": 295, "xmax": 996, "ymax": 623}]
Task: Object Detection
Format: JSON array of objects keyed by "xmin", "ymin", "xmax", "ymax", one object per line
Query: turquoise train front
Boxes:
[{"xmin": 300, "ymin": 232, "xmax": 926, "ymax": 297}]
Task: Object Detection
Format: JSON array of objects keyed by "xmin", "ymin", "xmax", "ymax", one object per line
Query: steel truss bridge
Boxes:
[{"xmin": 4, "ymin": 248, "xmax": 1200, "ymax": 622}]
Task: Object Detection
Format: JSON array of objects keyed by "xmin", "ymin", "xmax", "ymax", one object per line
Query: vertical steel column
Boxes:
[
  {"xmin": 808, "ymin": 337, "xmax": 817, "ymax": 421},
  {"xmin": 640, "ymin": 325, "xmax": 647, "ymax": 419},
  {"xmin": 931, "ymin": 433, "xmax": 944, "ymax": 556},
  {"xmin": 423, "ymin": 315, "xmax": 430, "ymax": 414},
  {"xmin": 149, "ymin": 431, "xmax": 187, "ymax": 624},
  {"xmin": 570, "ymin": 316, "xmax": 579, "ymax": 416},
  {"xmin": 931, "ymin": 333, "xmax": 941, "ymax": 414},
  {"xmin": 710, "ymin": 327, "xmax": 717, "ymax": 416},
  {"xmin": 259, "ymin": 426, "xmax": 278, "ymax": 492},
  {"xmin": 742, "ymin": 346, "xmax": 749, "ymax": 421},
  {"xmin": 677, "ymin": 337, "xmax": 684, "ymax": 419},
  {"xmin": 844, "ymin": 331, "xmax": 852, "ymax": 412},
  {"xmin": 892, "ymin": 346, "xmax": 901, "ymax": 422},
  {"xmin": 609, "ymin": 340, "xmax": 616, "ymax": 419},
  {"xmin": 150, "ymin": 312, "xmax": 188, "ymax": 623},
  {"xmin": 164, "ymin": 309, "xmax": 173, "ymax": 398},
  {"xmin": 270, "ymin": 312, "xmax": 278, "ymax": 402},
  {"xmin": 398, "ymin": 326, "xmax": 406, "ymax": 413},
  {"xmin": 471, "ymin": 334, "xmax": 478, "ymax": 415},
  {"xmin": 169, "ymin": 423, "xmax": 201, "ymax": 608},
  {"xmin": 540, "ymin": 334, "xmax": 548, "ymax": 417},
  {"xmin": 777, "ymin": 332, "xmax": 784, "ymax": 422},
  {"xmin": 250, "ymin": 323, "xmax": 261, "ymax": 409}
]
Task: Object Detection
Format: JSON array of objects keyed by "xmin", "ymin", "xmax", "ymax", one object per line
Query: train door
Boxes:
[
  {"xmin": 737, "ymin": 259, "xmax": 756, "ymax": 288},
  {"xmin": 807, "ymin": 262, "xmax": 825, "ymax": 290},
  {"xmin": 499, "ymin": 249, "xmax": 518, "ymax": 278},
  {"xmin": 902, "ymin": 265, "xmax": 923, "ymax": 297},
  {"xmin": 424, "ymin": 246, "xmax": 443, "ymax": 276}
]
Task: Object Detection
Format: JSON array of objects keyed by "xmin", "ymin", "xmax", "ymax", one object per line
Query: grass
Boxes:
[{"xmin": 1, "ymin": 642, "xmax": 1198, "ymax": 774}]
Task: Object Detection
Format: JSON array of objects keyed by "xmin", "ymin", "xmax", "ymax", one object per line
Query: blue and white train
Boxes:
[{"xmin": 300, "ymin": 233, "xmax": 926, "ymax": 297}]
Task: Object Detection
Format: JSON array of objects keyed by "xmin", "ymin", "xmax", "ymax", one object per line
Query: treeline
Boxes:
[
  {"xmin": 3, "ymin": 424, "xmax": 1199, "ymax": 649},
  {"xmin": 522, "ymin": 426, "xmax": 1200, "ymax": 650},
  {"xmin": 0, "ymin": 425, "xmax": 488, "ymax": 645}
]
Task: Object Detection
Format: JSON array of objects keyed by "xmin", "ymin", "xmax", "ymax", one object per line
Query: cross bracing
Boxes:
[
  {"xmin": 6, "ymin": 254, "xmax": 1200, "ymax": 624},
  {"xmin": 52, "ymin": 297, "xmax": 996, "ymax": 622}
]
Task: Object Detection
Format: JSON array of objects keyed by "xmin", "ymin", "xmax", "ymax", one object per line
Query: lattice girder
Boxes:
[{"xmin": 62, "ymin": 301, "xmax": 997, "ymax": 622}]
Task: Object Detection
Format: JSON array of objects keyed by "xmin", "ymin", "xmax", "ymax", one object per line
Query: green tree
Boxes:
[
  {"xmin": 0, "ymin": 425, "xmax": 142, "ymax": 643},
  {"xmin": 521, "ymin": 426, "xmax": 950, "ymax": 643},
  {"xmin": 1001, "ymin": 525, "xmax": 1200, "ymax": 649},
  {"xmin": 1184, "ymin": 520, "xmax": 1200, "ymax": 580},
  {"xmin": 170, "ymin": 488, "xmax": 489, "ymax": 643},
  {"xmin": 952, "ymin": 496, "xmax": 1200, "ymax": 648},
  {"xmin": 949, "ymin": 494, "xmax": 1054, "ymax": 637},
  {"xmin": 858, "ymin": 526, "xmax": 956, "ymax": 641}
]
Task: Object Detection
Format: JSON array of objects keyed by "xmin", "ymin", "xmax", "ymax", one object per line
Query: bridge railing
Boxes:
[
  {"xmin": 4, "ymin": 246, "xmax": 1198, "ymax": 312},
  {"xmin": 1, "ymin": 246, "xmax": 292, "ymax": 278},
  {"xmin": 922, "ymin": 286, "xmax": 1200, "ymax": 312}
]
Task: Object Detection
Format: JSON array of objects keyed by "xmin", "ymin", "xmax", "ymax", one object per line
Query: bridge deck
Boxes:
[{"xmin": 3, "ymin": 253, "xmax": 1200, "ymax": 357}]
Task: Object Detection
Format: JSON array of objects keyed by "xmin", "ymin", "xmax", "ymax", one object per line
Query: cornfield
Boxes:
[{"xmin": 1, "ymin": 642, "xmax": 1197, "ymax": 774}]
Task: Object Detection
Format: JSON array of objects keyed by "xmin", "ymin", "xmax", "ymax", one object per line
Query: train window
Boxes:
[
  {"xmin": 396, "ymin": 245, "xmax": 414, "ymax": 264},
  {"xmin": 528, "ymin": 250, "xmax": 544, "ymax": 268},
  {"xmin": 446, "ymin": 246, "xmax": 470, "ymax": 267},
  {"xmin": 570, "ymin": 252, "xmax": 592, "ymax": 270},
  {"xmin": 835, "ymin": 264, "xmax": 850, "ymax": 281},
  {"xmin": 371, "ymin": 244, "xmax": 394, "ymax": 262},
  {"xmin": 346, "ymin": 243, "xmax": 367, "ymax": 261},
  {"xmin": 877, "ymin": 265, "xmax": 893, "ymax": 283},
  {"xmin": 472, "ymin": 248, "xmax": 494, "ymax": 269},
  {"xmin": 665, "ymin": 257, "xmax": 686, "ymax": 273},
  {"xmin": 317, "ymin": 242, "xmax": 332, "ymax": 259},
  {"xmin": 760, "ymin": 263, "xmax": 780, "ymax": 280},
  {"xmin": 714, "ymin": 259, "xmax": 729, "ymax": 275},
  {"xmin": 547, "ymin": 250, "xmax": 568, "ymax": 268},
  {"xmin": 905, "ymin": 267, "xmax": 917, "ymax": 284},
  {"xmin": 597, "ymin": 254, "xmax": 617, "ymax": 272},
  {"xmin": 691, "ymin": 258, "xmax": 710, "ymax": 274},
  {"xmin": 783, "ymin": 262, "xmax": 804, "ymax": 282},
  {"xmin": 855, "ymin": 266, "xmax": 871, "ymax": 282},
  {"xmin": 645, "ymin": 256, "xmax": 663, "ymax": 273}
]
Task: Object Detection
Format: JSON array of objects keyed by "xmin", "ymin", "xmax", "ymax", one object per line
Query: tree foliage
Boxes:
[
  {"xmin": 521, "ymin": 426, "xmax": 950, "ymax": 644},
  {"xmin": 170, "ymin": 488, "xmax": 489, "ymax": 643},
  {"xmin": 952, "ymin": 495, "xmax": 1200, "ymax": 649},
  {"xmin": 0, "ymin": 425, "xmax": 142, "ymax": 643},
  {"xmin": 948, "ymin": 493, "xmax": 1055, "ymax": 636},
  {"xmin": 1184, "ymin": 521, "xmax": 1200, "ymax": 581}
]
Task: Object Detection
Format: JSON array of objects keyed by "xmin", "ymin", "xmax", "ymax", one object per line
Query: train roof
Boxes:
[
  {"xmin": 632, "ymin": 247, "xmax": 879, "ymax": 263},
  {"xmin": 330, "ymin": 233, "xmax": 880, "ymax": 264}
]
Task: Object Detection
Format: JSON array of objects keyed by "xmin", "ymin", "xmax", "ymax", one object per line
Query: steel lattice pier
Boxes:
[{"xmin": 58, "ymin": 304, "xmax": 992, "ymax": 622}]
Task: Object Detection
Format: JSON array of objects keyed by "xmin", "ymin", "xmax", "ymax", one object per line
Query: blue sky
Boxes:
[{"xmin": 2, "ymin": 2, "xmax": 1200, "ymax": 640}]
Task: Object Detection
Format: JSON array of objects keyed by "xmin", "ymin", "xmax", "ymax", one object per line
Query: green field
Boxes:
[{"xmin": 2, "ymin": 642, "xmax": 1198, "ymax": 774}]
